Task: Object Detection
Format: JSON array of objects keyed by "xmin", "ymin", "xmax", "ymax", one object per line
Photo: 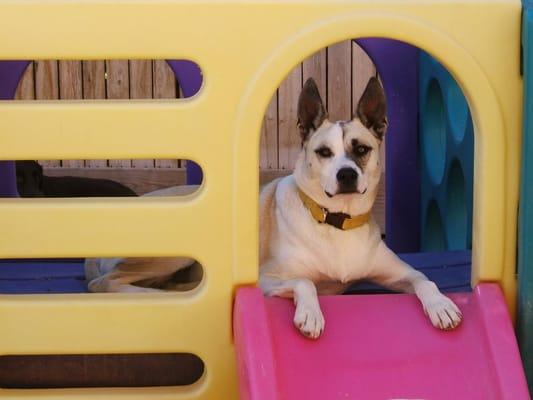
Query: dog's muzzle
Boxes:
[{"xmin": 336, "ymin": 167, "xmax": 359, "ymax": 194}]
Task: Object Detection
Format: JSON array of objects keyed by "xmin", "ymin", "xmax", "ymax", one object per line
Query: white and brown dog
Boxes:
[
  {"xmin": 258, "ymin": 77, "xmax": 461, "ymax": 339},
  {"xmin": 85, "ymin": 77, "xmax": 461, "ymax": 339}
]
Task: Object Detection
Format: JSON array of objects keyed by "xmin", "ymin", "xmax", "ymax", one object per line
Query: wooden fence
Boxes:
[{"xmin": 12, "ymin": 40, "xmax": 385, "ymax": 229}]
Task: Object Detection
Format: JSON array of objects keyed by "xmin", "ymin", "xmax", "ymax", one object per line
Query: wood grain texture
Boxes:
[
  {"xmin": 129, "ymin": 60, "xmax": 155, "ymax": 169},
  {"xmin": 35, "ymin": 61, "xmax": 60, "ymax": 167},
  {"xmin": 153, "ymin": 61, "xmax": 180, "ymax": 168},
  {"xmin": 105, "ymin": 60, "xmax": 131, "ymax": 168},
  {"xmin": 352, "ymin": 42, "xmax": 376, "ymax": 116},
  {"xmin": 82, "ymin": 61, "xmax": 106, "ymax": 100},
  {"xmin": 59, "ymin": 61, "xmax": 84, "ymax": 168},
  {"xmin": 327, "ymin": 40, "xmax": 352, "ymax": 122},
  {"xmin": 259, "ymin": 93, "xmax": 278, "ymax": 169},
  {"xmin": 14, "ymin": 62, "xmax": 35, "ymax": 100},
  {"xmin": 302, "ymin": 48, "xmax": 327, "ymax": 101},
  {"xmin": 82, "ymin": 61, "xmax": 108, "ymax": 168},
  {"xmin": 278, "ymin": 64, "xmax": 302, "ymax": 170}
]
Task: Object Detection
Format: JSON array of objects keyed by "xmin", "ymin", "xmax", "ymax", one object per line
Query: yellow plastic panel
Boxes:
[{"xmin": 0, "ymin": 0, "xmax": 522, "ymax": 398}]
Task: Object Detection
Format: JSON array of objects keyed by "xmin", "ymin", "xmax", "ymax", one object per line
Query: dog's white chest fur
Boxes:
[{"xmin": 267, "ymin": 176, "xmax": 380, "ymax": 286}]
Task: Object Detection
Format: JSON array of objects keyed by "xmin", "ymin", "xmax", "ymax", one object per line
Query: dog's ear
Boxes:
[
  {"xmin": 356, "ymin": 77, "xmax": 387, "ymax": 140},
  {"xmin": 297, "ymin": 78, "xmax": 327, "ymax": 142}
]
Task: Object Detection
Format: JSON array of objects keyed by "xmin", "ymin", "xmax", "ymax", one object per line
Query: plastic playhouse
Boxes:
[{"xmin": 0, "ymin": 0, "xmax": 532, "ymax": 399}]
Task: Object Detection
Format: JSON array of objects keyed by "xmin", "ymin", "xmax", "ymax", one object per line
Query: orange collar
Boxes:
[{"xmin": 298, "ymin": 189, "xmax": 371, "ymax": 230}]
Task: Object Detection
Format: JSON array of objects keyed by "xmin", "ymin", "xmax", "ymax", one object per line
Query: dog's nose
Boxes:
[{"xmin": 336, "ymin": 167, "xmax": 358, "ymax": 186}]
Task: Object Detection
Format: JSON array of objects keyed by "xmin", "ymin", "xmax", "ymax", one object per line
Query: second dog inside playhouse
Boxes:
[{"xmin": 1, "ymin": 39, "xmax": 473, "ymax": 296}]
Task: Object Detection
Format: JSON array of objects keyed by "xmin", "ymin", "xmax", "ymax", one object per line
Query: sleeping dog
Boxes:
[
  {"xmin": 16, "ymin": 160, "xmax": 137, "ymax": 197},
  {"xmin": 85, "ymin": 78, "xmax": 461, "ymax": 339}
]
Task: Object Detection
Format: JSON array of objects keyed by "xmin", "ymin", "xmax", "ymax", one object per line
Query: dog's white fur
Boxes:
[
  {"xmin": 85, "ymin": 78, "xmax": 461, "ymax": 340},
  {"xmin": 259, "ymin": 78, "xmax": 461, "ymax": 338}
]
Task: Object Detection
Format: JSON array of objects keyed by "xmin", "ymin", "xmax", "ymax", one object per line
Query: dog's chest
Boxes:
[{"xmin": 278, "ymin": 207, "xmax": 376, "ymax": 283}]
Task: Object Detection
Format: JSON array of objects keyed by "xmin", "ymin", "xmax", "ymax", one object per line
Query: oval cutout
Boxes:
[
  {"xmin": 446, "ymin": 160, "xmax": 468, "ymax": 250},
  {"xmin": 0, "ymin": 257, "xmax": 203, "ymax": 294},
  {"xmin": 423, "ymin": 200, "xmax": 446, "ymax": 251},
  {"xmin": 0, "ymin": 59, "xmax": 203, "ymax": 101},
  {"xmin": 421, "ymin": 79, "xmax": 447, "ymax": 185},
  {"xmin": 446, "ymin": 83, "xmax": 469, "ymax": 143},
  {"xmin": 10, "ymin": 160, "xmax": 203, "ymax": 198},
  {"xmin": 0, "ymin": 353, "xmax": 204, "ymax": 388}
]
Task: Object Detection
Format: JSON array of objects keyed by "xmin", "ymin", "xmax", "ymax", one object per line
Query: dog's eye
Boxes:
[
  {"xmin": 355, "ymin": 145, "xmax": 371, "ymax": 156},
  {"xmin": 315, "ymin": 147, "xmax": 333, "ymax": 158}
]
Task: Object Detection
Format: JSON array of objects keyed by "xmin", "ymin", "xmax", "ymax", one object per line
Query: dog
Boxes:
[
  {"xmin": 84, "ymin": 78, "xmax": 461, "ymax": 340},
  {"xmin": 16, "ymin": 160, "xmax": 137, "ymax": 197},
  {"xmin": 84, "ymin": 185, "xmax": 201, "ymax": 292},
  {"xmin": 258, "ymin": 77, "xmax": 461, "ymax": 339}
]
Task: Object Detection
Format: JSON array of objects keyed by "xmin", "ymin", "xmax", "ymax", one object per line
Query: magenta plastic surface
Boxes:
[{"xmin": 234, "ymin": 284, "xmax": 529, "ymax": 400}]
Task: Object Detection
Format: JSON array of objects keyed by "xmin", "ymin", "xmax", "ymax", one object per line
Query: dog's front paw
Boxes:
[
  {"xmin": 423, "ymin": 295, "xmax": 462, "ymax": 330},
  {"xmin": 294, "ymin": 301, "xmax": 325, "ymax": 339}
]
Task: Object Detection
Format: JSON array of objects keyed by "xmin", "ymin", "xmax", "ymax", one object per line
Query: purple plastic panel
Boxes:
[
  {"xmin": 0, "ymin": 61, "xmax": 30, "ymax": 197},
  {"xmin": 0, "ymin": 161, "xmax": 18, "ymax": 197},
  {"xmin": 166, "ymin": 60, "xmax": 203, "ymax": 185},
  {"xmin": 355, "ymin": 39, "xmax": 420, "ymax": 252},
  {"xmin": 0, "ymin": 60, "xmax": 30, "ymax": 100}
]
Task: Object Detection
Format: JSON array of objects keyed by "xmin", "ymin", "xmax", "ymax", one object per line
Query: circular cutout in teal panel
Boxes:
[
  {"xmin": 446, "ymin": 160, "xmax": 467, "ymax": 250},
  {"xmin": 423, "ymin": 200, "xmax": 446, "ymax": 251},
  {"xmin": 422, "ymin": 79, "xmax": 447, "ymax": 185},
  {"xmin": 446, "ymin": 83, "xmax": 469, "ymax": 143}
]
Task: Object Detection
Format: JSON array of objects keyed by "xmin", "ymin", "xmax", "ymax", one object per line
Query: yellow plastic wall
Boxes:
[{"xmin": 0, "ymin": 0, "xmax": 522, "ymax": 398}]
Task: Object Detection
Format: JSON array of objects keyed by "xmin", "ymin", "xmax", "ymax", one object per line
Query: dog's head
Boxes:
[
  {"xmin": 16, "ymin": 160, "xmax": 44, "ymax": 197},
  {"xmin": 294, "ymin": 77, "xmax": 386, "ymax": 205}
]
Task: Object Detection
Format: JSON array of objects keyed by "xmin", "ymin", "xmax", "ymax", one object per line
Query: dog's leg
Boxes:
[
  {"xmin": 86, "ymin": 257, "xmax": 195, "ymax": 293},
  {"xmin": 369, "ymin": 242, "xmax": 462, "ymax": 330},
  {"xmin": 88, "ymin": 274, "xmax": 165, "ymax": 293},
  {"xmin": 260, "ymin": 274, "xmax": 324, "ymax": 339}
]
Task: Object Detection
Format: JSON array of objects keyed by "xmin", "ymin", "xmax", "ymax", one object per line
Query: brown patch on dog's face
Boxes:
[{"xmin": 349, "ymin": 138, "xmax": 373, "ymax": 170}]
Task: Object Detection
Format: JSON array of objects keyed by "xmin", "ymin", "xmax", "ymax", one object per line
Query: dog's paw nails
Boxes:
[
  {"xmin": 294, "ymin": 303, "xmax": 325, "ymax": 339},
  {"xmin": 424, "ymin": 296, "xmax": 462, "ymax": 330}
]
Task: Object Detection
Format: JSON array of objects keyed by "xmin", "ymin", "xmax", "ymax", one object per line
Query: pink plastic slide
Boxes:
[{"xmin": 234, "ymin": 284, "xmax": 529, "ymax": 400}]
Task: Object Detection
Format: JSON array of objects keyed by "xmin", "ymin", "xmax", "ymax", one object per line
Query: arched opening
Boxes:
[{"xmin": 256, "ymin": 38, "xmax": 475, "ymax": 295}]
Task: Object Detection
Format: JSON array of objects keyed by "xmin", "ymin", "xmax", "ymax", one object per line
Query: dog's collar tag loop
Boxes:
[{"xmin": 297, "ymin": 189, "xmax": 371, "ymax": 230}]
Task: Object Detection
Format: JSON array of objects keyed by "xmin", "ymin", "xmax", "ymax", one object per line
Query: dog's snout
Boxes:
[{"xmin": 336, "ymin": 167, "xmax": 358, "ymax": 186}]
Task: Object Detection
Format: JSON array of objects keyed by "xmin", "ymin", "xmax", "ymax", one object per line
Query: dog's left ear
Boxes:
[
  {"xmin": 356, "ymin": 77, "xmax": 387, "ymax": 140},
  {"xmin": 297, "ymin": 78, "xmax": 328, "ymax": 142}
]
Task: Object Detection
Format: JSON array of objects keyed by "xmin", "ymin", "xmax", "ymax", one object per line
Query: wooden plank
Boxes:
[
  {"xmin": 59, "ymin": 61, "xmax": 84, "ymax": 168},
  {"xmin": 277, "ymin": 64, "xmax": 302, "ymax": 170},
  {"xmin": 327, "ymin": 40, "xmax": 352, "ymax": 122},
  {"xmin": 35, "ymin": 60, "xmax": 61, "ymax": 167},
  {"xmin": 105, "ymin": 60, "xmax": 132, "ymax": 168},
  {"xmin": 59, "ymin": 61, "xmax": 82, "ymax": 100},
  {"xmin": 82, "ymin": 60, "xmax": 108, "ymax": 168},
  {"xmin": 129, "ymin": 60, "xmax": 154, "ymax": 169},
  {"xmin": 259, "ymin": 93, "xmax": 278, "ymax": 169},
  {"xmin": 153, "ymin": 60, "xmax": 176, "ymax": 99},
  {"xmin": 352, "ymin": 41, "xmax": 376, "ymax": 116},
  {"xmin": 302, "ymin": 48, "xmax": 327, "ymax": 99},
  {"xmin": 82, "ymin": 60, "xmax": 106, "ymax": 100},
  {"xmin": 14, "ymin": 62, "xmax": 35, "ymax": 100},
  {"xmin": 153, "ymin": 60, "xmax": 179, "ymax": 169}
]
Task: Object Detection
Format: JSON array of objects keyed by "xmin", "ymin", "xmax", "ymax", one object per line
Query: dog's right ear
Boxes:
[{"xmin": 297, "ymin": 78, "xmax": 327, "ymax": 142}]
